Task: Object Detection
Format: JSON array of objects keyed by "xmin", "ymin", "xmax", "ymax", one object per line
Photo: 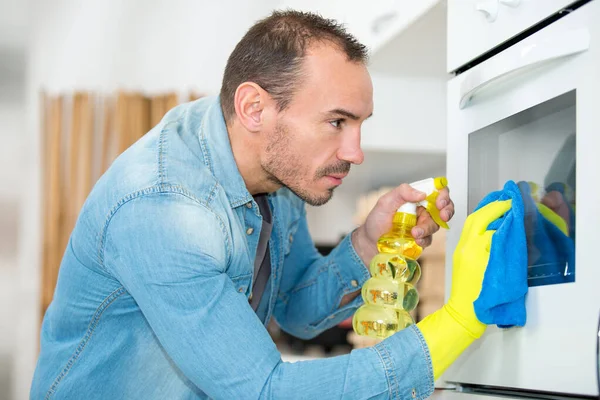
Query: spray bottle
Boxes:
[{"xmin": 352, "ymin": 177, "xmax": 450, "ymax": 339}]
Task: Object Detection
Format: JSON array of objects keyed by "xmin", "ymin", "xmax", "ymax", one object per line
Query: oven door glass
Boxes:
[{"xmin": 467, "ymin": 91, "xmax": 576, "ymax": 287}]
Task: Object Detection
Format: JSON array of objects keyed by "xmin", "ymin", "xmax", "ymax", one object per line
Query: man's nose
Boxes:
[{"xmin": 337, "ymin": 130, "xmax": 364, "ymax": 165}]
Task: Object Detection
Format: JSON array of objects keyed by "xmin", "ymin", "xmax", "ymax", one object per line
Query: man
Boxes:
[{"xmin": 31, "ymin": 10, "xmax": 509, "ymax": 399}]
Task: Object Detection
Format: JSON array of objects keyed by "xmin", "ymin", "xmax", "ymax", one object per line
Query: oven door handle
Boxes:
[{"xmin": 459, "ymin": 28, "xmax": 590, "ymax": 109}]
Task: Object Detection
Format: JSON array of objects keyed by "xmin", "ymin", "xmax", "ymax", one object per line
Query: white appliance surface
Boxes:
[
  {"xmin": 447, "ymin": 0, "xmax": 577, "ymax": 72},
  {"xmin": 443, "ymin": 0, "xmax": 600, "ymax": 396}
]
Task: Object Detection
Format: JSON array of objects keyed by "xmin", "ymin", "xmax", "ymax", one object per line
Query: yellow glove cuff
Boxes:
[{"xmin": 416, "ymin": 305, "xmax": 479, "ymax": 381}]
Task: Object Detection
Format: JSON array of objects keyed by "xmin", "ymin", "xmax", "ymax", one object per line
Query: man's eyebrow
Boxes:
[{"xmin": 325, "ymin": 108, "xmax": 373, "ymax": 120}]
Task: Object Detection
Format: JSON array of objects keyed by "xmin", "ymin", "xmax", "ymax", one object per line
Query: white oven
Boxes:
[{"xmin": 443, "ymin": 0, "xmax": 600, "ymax": 397}]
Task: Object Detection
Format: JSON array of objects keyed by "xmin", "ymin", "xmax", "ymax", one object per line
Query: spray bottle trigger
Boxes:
[{"xmin": 419, "ymin": 192, "xmax": 449, "ymax": 230}]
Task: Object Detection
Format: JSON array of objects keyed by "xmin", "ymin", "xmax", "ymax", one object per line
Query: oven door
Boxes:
[{"xmin": 444, "ymin": 1, "xmax": 600, "ymax": 396}]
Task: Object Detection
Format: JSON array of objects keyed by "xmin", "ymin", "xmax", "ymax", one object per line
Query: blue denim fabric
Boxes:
[{"xmin": 31, "ymin": 96, "xmax": 434, "ymax": 399}]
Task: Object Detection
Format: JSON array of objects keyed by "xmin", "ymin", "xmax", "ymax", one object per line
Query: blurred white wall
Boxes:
[
  {"xmin": 0, "ymin": 0, "xmax": 29, "ymax": 397},
  {"xmin": 29, "ymin": 0, "xmax": 281, "ymax": 95},
  {"xmin": 0, "ymin": 102, "xmax": 25, "ymax": 400}
]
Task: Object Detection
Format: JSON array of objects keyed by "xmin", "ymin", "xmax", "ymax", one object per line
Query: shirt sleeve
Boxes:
[
  {"xmin": 274, "ymin": 212, "xmax": 371, "ymax": 339},
  {"xmin": 104, "ymin": 191, "xmax": 433, "ymax": 399}
]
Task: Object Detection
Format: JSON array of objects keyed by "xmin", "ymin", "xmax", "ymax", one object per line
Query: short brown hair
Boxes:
[{"xmin": 220, "ymin": 10, "xmax": 369, "ymax": 122}]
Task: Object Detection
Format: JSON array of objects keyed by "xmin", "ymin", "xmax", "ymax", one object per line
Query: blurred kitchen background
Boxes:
[{"xmin": 0, "ymin": 1, "xmax": 449, "ymax": 398}]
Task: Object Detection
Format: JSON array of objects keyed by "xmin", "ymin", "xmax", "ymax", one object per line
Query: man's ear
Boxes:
[{"xmin": 233, "ymin": 82, "xmax": 269, "ymax": 133}]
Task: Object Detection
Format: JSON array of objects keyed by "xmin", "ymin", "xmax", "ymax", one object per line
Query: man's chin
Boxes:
[{"xmin": 298, "ymin": 188, "xmax": 335, "ymax": 207}]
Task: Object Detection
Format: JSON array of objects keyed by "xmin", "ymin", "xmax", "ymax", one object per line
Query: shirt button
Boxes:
[
  {"xmin": 246, "ymin": 202, "xmax": 252, "ymax": 209},
  {"xmin": 411, "ymin": 388, "xmax": 417, "ymax": 398},
  {"xmin": 350, "ymin": 280, "xmax": 359, "ymax": 288},
  {"xmin": 238, "ymin": 287, "xmax": 244, "ymax": 293},
  {"xmin": 248, "ymin": 293, "xmax": 253, "ymax": 301},
  {"xmin": 246, "ymin": 227, "xmax": 254, "ymax": 235},
  {"xmin": 289, "ymin": 234, "xmax": 293, "ymax": 243}
]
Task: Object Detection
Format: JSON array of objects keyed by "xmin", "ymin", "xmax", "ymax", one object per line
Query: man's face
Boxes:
[{"xmin": 261, "ymin": 44, "xmax": 374, "ymax": 206}]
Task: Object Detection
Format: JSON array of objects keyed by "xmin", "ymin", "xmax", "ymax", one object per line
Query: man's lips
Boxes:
[
  {"xmin": 324, "ymin": 173, "xmax": 348, "ymax": 185},
  {"xmin": 327, "ymin": 173, "xmax": 348, "ymax": 179}
]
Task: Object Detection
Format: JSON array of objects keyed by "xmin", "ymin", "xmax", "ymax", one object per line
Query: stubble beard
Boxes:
[{"xmin": 262, "ymin": 122, "xmax": 344, "ymax": 206}]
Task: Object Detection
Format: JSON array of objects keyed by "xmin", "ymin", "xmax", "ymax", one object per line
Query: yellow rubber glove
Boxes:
[{"xmin": 417, "ymin": 199, "xmax": 512, "ymax": 380}]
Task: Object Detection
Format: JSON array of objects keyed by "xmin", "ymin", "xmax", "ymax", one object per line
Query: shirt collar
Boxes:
[{"xmin": 199, "ymin": 96, "xmax": 253, "ymax": 208}]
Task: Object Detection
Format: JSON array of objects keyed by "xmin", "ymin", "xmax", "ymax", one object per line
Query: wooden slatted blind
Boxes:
[{"xmin": 40, "ymin": 91, "xmax": 203, "ymax": 318}]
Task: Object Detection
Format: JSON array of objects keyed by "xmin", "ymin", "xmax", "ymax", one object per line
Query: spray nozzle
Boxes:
[{"xmin": 397, "ymin": 176, "xmax": 450, "ymax": 230}]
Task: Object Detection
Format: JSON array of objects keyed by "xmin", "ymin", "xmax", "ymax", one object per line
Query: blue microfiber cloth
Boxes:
[
  {"xmin": 472, "ymin": 180, "xmax": 528, "ymax": 328},
  {"xmin": 472, "ymin": 180, "xmax": 576, "ymax": 328}
]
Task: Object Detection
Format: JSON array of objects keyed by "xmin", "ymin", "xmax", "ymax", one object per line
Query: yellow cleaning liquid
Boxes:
[
  {"xmin": 352, "ymin": 305, "xmax": 413, "ymax": 339},
  {"xmin": 376, "ymin": 212, "xmax": 422, "ymax": 259},
  {"xmin": 353, "ymin": 177, "xmax": 449, "ymax": 339}
]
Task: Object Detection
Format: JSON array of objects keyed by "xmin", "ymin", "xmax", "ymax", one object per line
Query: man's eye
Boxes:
[{"xmin": 330, "ymin": 119, "xmax": 344, "ymax": 128}]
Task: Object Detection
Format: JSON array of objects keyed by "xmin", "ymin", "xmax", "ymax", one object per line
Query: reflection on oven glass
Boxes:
[
  {"xmin": 521, "ymin": 178, "xmax": 575, "ymax": 286},
  {"xmin": 468, "ymin": 91, "xmax": 576, "ymax": 288},
  {"xmin": 523, "ymin": 132, "xmax": 575, "ymax": 287}
]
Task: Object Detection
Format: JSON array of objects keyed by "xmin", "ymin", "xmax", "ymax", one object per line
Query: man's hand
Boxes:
[
  {"xmin": 417, "ymin": 199, "xmax": 511, "ymax": 380},
  {"xmin": 342, "ymin": 184, "xmax": 454, "ymax": 307},
  {"xmin": 351, "ymin": 183, "xmax": 455, "ymax": 265},
  {"xmin": 447, "ymin": 199, "xmax": 512, "ymax": 337}
]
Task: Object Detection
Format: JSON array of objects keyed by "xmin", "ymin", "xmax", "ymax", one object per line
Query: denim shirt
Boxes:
[{"xmin": 31, "ymin": 96, "xmax": 434, "ymax": 399}]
